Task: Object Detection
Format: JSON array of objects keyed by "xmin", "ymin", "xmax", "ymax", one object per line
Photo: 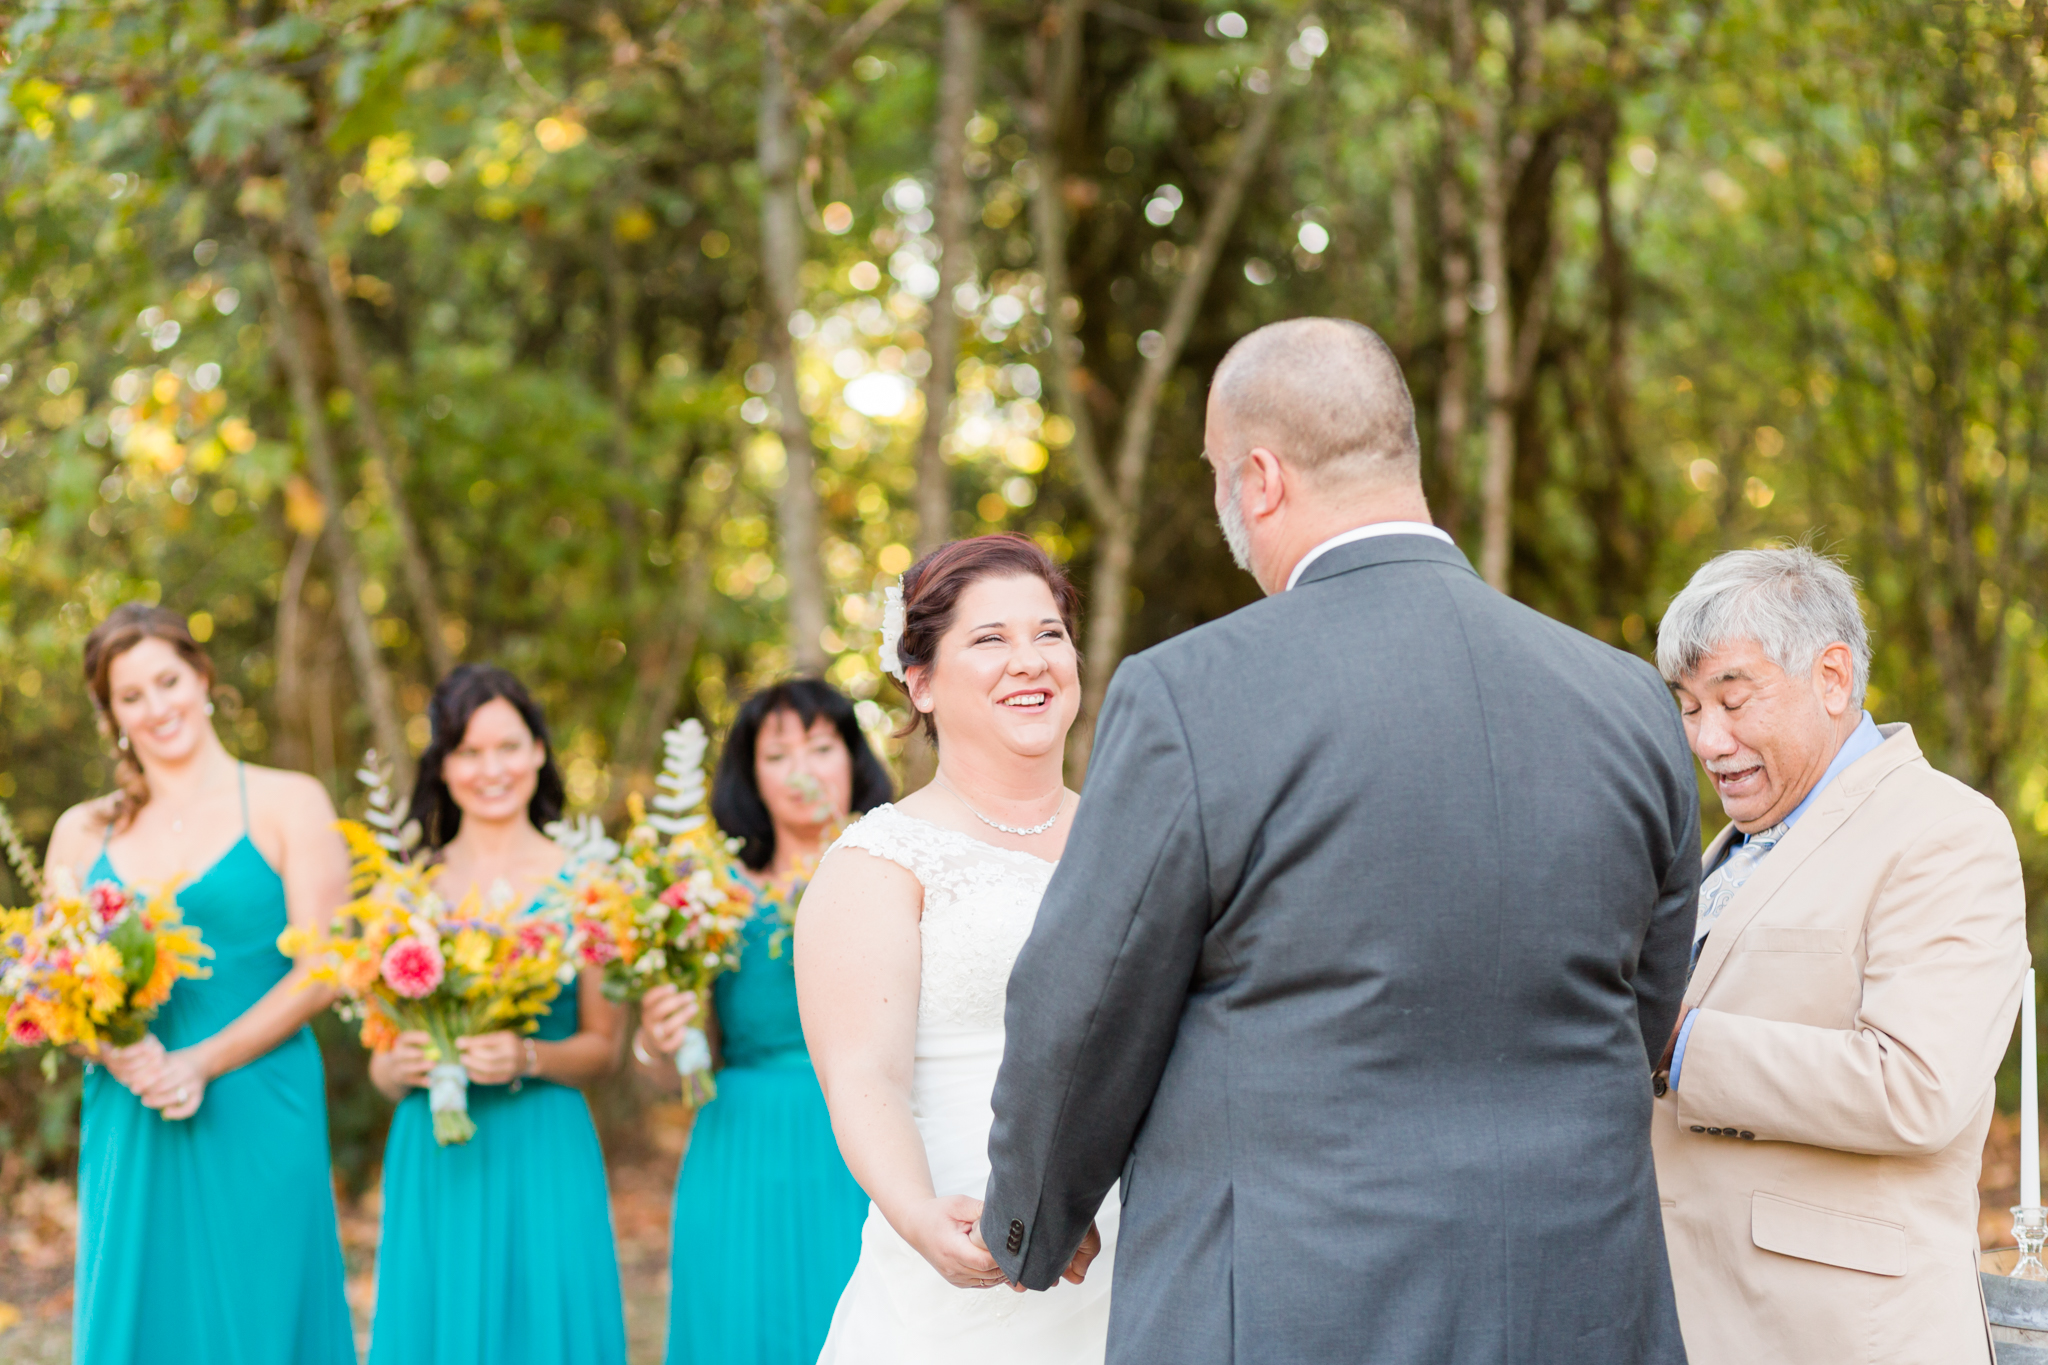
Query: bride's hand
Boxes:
[{"xmin": 905, "ymin": 1195, "xmax": 1006, "ymax": 1289}]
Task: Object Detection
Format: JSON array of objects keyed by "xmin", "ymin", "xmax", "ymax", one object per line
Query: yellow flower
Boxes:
[
  {"xmin": 451, "ymin": 929, "xmax": 492, "ymax": 976},
  {"xmin": 81, "ymin": 941, "xmax": 123, "ymax": 981}
]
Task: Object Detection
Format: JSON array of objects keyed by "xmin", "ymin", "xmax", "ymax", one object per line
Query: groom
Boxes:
[{"xmin": 980, "ymin": 319, "xmax": 1700, "ymax": 1363}]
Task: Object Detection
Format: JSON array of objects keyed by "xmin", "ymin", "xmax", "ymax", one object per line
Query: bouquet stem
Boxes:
[
  {"xmin": 426, "ymin": 1060, "xmax": 475, "ymax": 1146},
  {"xmin": 675, "ymin": 1023, "xmax": 716, "ymax": 1106}
]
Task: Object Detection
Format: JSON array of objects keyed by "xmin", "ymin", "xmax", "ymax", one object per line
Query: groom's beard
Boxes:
[{"xmin": 1218, "ymin": 464, "xmax": 1253, "ymax": 572}]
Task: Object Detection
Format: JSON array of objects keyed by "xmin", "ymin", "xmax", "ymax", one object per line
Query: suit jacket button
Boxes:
[
  {"xmin": 1706, "ymin": 1127, "xmax": 1722, "ymax": 1135},
  {"xmin": 1739, "ymin": 1131, "xmax": 1755, "ymax": 1140},
  {"xmin": 1006, "ymin": 1219, "xmax": 1024, "ymax": 1254},
  {"xmin": 1652, "ymin": 1073, "xmax": 1669, "ymax": 1098},
  {"xmin": 1690, "ymin": 1126, "xmax": 1706, "ymax": 1133}
]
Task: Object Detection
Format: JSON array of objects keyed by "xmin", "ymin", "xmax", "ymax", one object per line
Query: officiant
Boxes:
[{"xmin": 1651, "ymin": 545, "xmax": 2028, "ymax": 1365}]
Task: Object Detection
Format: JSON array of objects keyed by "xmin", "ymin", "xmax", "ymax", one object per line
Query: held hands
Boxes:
[
  {"xmin": 907, "ymin": 1195, "xmax": 1009, "ymax": 1290},
  {"xmin": 636, "ymin": 984, "xmax": 702, "ymax": 1059},
  {"xmin": 93, "ymin": 1033, "xmax": 164, "ymax": 1092},
  {"xmin": 965, "ymin": 1215, "xmax": 1103, "ymax": 1290},
  {"xmin": 97, "ymin": 1035, "xmax": 208, "ymax": 1120},
  {"xmin": 376, "ymin": 1031, "xmax": 439, "ymax": 1092},
  {"xmin": 455, "ymin": 1030, "xmax": 528, "ymax": 1087}
]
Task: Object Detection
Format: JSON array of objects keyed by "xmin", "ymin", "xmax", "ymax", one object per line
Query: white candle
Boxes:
[{"xmin": 2024, "ymin": 967, "xmax": 2040, "ymax": 1211}]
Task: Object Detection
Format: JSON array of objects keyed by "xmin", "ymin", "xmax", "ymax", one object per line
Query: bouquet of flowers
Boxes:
[
  {"xmin": 1, "ymin": 866, "xmax": 210, "ymax": 1070},
  {"xmin": 548, "ymin": 720, "xmax": 749, "ymax": 1105},
  {"xmin": 281, "ymin": 782, "xmax": 578, "ymax": 1145}
]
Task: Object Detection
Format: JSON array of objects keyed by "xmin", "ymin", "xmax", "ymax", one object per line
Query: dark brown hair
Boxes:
[
  {"xmin": 82, "ymin": 603, "xmax": 218, "ymax": 833},
  {"xmin": 891, "ymin": 534, "xmax": 1081, "ymax": 745},
  {"xmin": 405, "ymin": 664, "xmax": 566, "ymax": 850},
  {"xmin": 710, "ymin": 679, "xmax": 894, "ymax": 871}
]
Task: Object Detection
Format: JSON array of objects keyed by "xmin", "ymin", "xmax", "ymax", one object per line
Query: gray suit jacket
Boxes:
[{"xmin": 983, "ymin": 535, "xmax": 1699, "ymax": 1364}]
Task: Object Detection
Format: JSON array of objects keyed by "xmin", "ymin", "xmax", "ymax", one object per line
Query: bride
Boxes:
[{"xmin": 795, "ymin": 533, "xmax": 1115, "ymax": 1363}]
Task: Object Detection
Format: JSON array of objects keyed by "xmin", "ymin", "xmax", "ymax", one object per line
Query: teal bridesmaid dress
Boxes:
[
  {"xmin": 664, "ymin": 881, "xmax": 869, "ymax": 1365},
  {"xmin": 368, "ymin": 966, "xmax": 627, "ymax": 1365},
  {"xmin": 76, "ymin": 765, "xmax": 355, "ymax": 1365}
]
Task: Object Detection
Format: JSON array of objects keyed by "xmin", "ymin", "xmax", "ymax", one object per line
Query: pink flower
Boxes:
[
  {"xmin": 88, "ymin": 883, "xmax": 129, "ymax": 926},
  {"xmin": 516, "ymin": 922, "xmax": 553, "ymax": 958},
  {"xmin": 579, "ymin": 926, "xmax": 620, "ymax": 967},
  {"xmin": 8, "ymin": 1011, "xmax": 46, "ymax": 1047},
  {"xmin": 380, "ymin": 936, "xmax": 445, "ymax": 999},
  {"xmin": 658, "ymin": 882, "xmax": 692, "ymax": 909}
]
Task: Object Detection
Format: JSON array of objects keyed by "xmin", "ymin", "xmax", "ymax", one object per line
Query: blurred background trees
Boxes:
[{"xmin": 3, "ymin": 0, "xmax": 2047, "ymax": 1184}]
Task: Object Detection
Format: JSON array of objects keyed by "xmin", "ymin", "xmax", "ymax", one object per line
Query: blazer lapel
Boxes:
[{"xmin": 1683, "ymin": 724, "xmax": 1924, "ymax": 1006}]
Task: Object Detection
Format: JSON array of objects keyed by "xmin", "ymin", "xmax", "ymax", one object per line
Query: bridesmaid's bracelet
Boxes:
[
  {"xmin": 522, "ymin": 1038, "xmax": 539, "ymax": 1079},
  {"xmin": 631, "ymin": 1033, "xmax": 656, "ymax": 1067}
]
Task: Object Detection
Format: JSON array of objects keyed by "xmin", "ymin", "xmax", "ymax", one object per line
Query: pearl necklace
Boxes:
[{"xmin": 941, "ymin": 778, "xmax": 1067, "ymax": 837}]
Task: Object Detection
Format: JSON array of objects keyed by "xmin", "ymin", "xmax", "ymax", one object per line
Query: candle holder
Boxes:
[{"xmin": 2012, "ymin": 1206, "xmax": 2048, "ymax": 1281}]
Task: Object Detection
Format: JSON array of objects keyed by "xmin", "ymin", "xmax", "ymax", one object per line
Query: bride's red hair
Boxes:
[{"xmin": 891, "ymin": 534, "xmax": 1081, "ymax": 743}]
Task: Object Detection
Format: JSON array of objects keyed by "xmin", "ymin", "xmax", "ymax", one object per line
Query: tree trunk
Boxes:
[
  {"xmin": 271, "ymin": 528, "xmax": 318, "ymax": 774},
  {"xmin": 1435, "ymin": 149, "xmax": 1471, "ymax": 538},
  {"xmin": 1067, "ymin": 48, "xmax": 1288, "ymax": 776},
  {"xmin": 611, "ymin": 503, "xmax": 726, "ymax": 815},
  {"xmin": 277, "ymin": 140, "xmax": 454, "ymax": 677},
  {"xmin": 914, "ymin": 0, "xmax": 982, "ymax": 556},
  {"xmin": 601, "ymin": 224, "xmax": 645, "ymax": 604},
  {"xmin": 1028, "ymin": 0, "xmax": 1110, "ymax": 530},
  {"xmin": 759, "ymin": 4, "xmax": 829, "ymax": 674},
  {"xmin": 1473, "ymin": 118, "xmax": 1515, "ymax": 592},
  {"xmin": 264, "ymin": 247, "xmax": 413, "ymax": 786},
  {"xmin": 1390, "ymin": 137, "xmax": 1421, "ymax": 355},
  {"xmin": 1472, "ymin": 0, "xmax": 1548, "ymax": 594}
]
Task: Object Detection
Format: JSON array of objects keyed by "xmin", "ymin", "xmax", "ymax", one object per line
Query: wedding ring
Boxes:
[{"xmin": 175, "ymin": 1086, "xmax": 189, "ymax": 1104}]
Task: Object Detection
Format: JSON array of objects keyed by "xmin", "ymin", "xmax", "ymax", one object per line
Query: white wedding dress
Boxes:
[{"xmin": 815, "ymin": 803, "xmax": 1118, "ymax": 1364}]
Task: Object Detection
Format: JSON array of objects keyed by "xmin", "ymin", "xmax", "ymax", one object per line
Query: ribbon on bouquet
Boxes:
[
  {"xmin": 427, "ymin": 1061, "xmax": 477, "ymax": 1146},
  {"xmin": 675, "ymin": 1024, "xmax": 716, "ymax": 1107}
]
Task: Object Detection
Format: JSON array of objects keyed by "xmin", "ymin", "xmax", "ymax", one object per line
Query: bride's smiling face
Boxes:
[{"xmin": 908, "ymin": 574, "xmax": 1079, "ymax": 759}]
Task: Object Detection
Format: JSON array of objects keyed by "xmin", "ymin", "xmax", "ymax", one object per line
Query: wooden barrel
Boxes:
[{"xmin": 1981, "ymin": 1249, "xmax": 2048, "ymax": 1363}]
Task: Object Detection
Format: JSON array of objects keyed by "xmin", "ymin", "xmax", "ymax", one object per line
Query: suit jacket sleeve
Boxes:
[
  {"xmin": 1675, "ymin": 803, "xmax": 2027, "ymax": 1154},
  {"xmin": 983, "ymin": 655, "xmax": 1211, "ymax": 1290},
  {"xmin": 1640, "ymin": 688, "xmax": 1703, "ymax": 1070}
]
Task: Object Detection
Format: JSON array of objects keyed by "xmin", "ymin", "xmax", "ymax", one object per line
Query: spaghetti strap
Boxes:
[{"xmin": 237, "ymin": 761, "xmax": 250, "ymax": 833}]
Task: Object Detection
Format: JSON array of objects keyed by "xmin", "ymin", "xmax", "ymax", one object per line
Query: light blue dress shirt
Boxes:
[{"xmin": 1670, "ymin": 712, "xmax": 1884, "ymax": 1087}]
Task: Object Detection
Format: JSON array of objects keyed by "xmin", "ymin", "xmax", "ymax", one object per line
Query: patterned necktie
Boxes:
[{"xmin": 1690, "ymin": 821, "xmax": 1789, "ymax": 975}]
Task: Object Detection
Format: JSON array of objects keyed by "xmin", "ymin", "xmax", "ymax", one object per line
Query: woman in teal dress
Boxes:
[
  {"xmin": 366, "ymin": 664, "xmax": 627, "ymax": 1365},
  {"xmin": 637, "ymin": 680, "xmax": 890, "ymax": 1364},
  {"xmin": 42, "ymin": 603, "xmax": 355, "ymax": 1365}
]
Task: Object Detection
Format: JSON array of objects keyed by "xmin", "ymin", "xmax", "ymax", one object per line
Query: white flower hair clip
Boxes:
[{"xmin": 878, "ymin": 583, "xmax": 907, "ymax": 683}]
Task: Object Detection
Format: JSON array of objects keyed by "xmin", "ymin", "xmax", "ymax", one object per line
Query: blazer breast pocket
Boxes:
[
  {"xmin": 1750, "ymin": 1191, "xmax": 1907, "ymax": 1276},
  {"xmin": 1744, "ymin": 926, "xmax": 1848, "ymax": 954}
]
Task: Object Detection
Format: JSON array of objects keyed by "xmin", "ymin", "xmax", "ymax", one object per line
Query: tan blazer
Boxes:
[{"xmin": 1653, "ymin": 724, "xmax": 2027, "ymax": 1365}]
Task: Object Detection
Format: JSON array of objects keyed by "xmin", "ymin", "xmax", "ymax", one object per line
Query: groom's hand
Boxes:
[{"xmin": 1059, "ymin": 1220, "xmax": 1102, "ymax": 1285}]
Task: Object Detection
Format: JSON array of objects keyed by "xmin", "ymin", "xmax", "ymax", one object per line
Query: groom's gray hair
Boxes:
[
  {"xmin": 1656, "ymin": 545, "xmax": 1871, "ymax": 703},
  {"xmin": 1210, "ymin": 318, "xmax": 1421, "ymax": 488}
]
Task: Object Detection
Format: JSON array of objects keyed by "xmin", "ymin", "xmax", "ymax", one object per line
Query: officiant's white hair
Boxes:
[
  {"xmin": 1210, "ymin": 318, "xmax": 1420, "ymax": 488},
  {"xmin": 1656, "ymin": 545, "xmax": 1871, "ymax": 703}
]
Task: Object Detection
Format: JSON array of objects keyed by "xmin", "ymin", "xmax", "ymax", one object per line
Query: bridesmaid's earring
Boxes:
[
  {"xmin": 204, "ymin": 701, "xmax": 215, "ymax": 716},
  {"xmin": 116, "ymin": 733, "xmax": 130, "ymax": 751}
]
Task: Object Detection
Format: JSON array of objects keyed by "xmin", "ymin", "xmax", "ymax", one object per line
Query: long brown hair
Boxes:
[
  {"xmin": 891, "ymin": 534, "xmax": 1082, "ymax": 746},
  {"xmin": 82, "ymin": 604, "xmax": 217, "ymax": 833}
]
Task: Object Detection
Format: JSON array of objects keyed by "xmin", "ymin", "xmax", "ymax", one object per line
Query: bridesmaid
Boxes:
[
  {"xmin": 43, "ymin": 602, "xmax": 355, "ymax": 1365},
  {"xmin": 639, "ymin": 680, "xmax": 890, "ymax": 1364},
  {"xmin": 366, "ymin": 664, "xmax": 628, "ymax": 1365}
]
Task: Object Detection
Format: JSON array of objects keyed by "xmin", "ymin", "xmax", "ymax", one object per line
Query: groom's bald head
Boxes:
[{"xmin": 1208, "ymin": 318, "xmax": 1421, "ymax": 494}]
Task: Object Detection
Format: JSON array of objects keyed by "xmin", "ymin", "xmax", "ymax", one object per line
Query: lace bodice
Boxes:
[{"xmin": 827, "ymin": 804, "xmax": 1057, "ymax": 1030}]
